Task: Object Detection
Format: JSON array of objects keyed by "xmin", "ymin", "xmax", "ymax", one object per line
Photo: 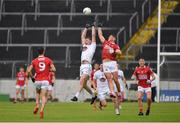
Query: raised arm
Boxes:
[
  {"xmin": 116, "ymin": 47, "xmax": 122, "ymax": 54},
  {"xmin": 98, "ymin": 27, "xmax": 105, "ymax": 43},
  {"xmin": 92, "ymin": 26, "xmax": 96, "ymax": 43},
  {"xmin": 81, "ymin": 27, "xmax": 88, "ymax": 45}
]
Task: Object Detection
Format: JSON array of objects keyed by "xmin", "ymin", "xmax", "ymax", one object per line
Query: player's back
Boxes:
[{"xmin": 32, "ymin": 56, "xmax": 52, "ymax": 81}]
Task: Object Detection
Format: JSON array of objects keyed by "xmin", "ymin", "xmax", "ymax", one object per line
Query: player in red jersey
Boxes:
[
  {"xmin": 90, "ymin": 63, "xmax": 100, "ymax": 89},
  {"xmin": 48, "ymin": 71, "xmax": 56, "ymax": 101},
  {"xmin": 27, "ymin": 47, "xmax": 56, "ymax": 119},
  {"xmin": 98, "ymin": 25, "xmax": 122, "ymax": 98},
  {"xmin": 14, "ymin": 66, "xmax": 27, "ymax": 103},
  {"xmin": 131, "ymin": 58, "xmax": 155, "ymax": 116}
]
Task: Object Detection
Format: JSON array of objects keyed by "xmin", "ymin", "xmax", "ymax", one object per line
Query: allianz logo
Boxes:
[{"xmin": 160, "ymin": 94, "xmax": 180, "ymax": 102}]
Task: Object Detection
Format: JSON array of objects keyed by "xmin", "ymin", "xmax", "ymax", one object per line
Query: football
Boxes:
[{"xmin": 83, "ymin": 7, "xmax": 91, "ymax": 15}]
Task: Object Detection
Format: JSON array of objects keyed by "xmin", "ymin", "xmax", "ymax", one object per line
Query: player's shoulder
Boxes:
[
  {"xmin": 91, "ymin": 42, "xmax": 96, "ymax": 45},
  {"xmin": 135, "ymin": 66, "xmax": 139, "ymax": 70},
  {"xmin": 31, "ymin": 58, "xmax": 37, "ymax": 64},
  {"xmin": 103, "ymin": 40, "xmax": 108, "ymax": 44},
  {"xmin": 146, "ymin": 66, "xmax": 152, "ymax": 70},
  {"xmin": 44, "ymin": 56, "xmax": 53, "ymax": 62},
  {"xmin": 32, "ymin": 57, "xmax": 39, "ymax": 62},
  {"xmin": 94, "ymin": 70, "xmax": 101, "ymax": 75},
  {"xmin": 118, "ymin": 69, "xmax": 124, "ymax": 74}
]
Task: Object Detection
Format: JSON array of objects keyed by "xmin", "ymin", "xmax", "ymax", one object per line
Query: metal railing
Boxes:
[
  {"xmin": 142, "ymin": 0, "xmax": 152, "ymax": 22},
  {"xmin": 144, "ymin": 27, "xmax": 180, "ymax": 51}
]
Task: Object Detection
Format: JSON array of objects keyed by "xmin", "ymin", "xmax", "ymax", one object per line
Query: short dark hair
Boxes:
[
  {"xmin": 19, "ymin": 66, "xmax": 24, "ymax": 71},
  {"xmin": 37, "ymin": 47, "xmax": 44, "ymax": 55},
  {"xmin": 19, "ymin": 66, "xmax": 24, "ymax": 69}
]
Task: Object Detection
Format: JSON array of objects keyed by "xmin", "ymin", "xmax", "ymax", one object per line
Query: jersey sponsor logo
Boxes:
[
  {"xmin": 104, "ymin": 45, "xmax": 114, "ymax": 54},
  {"xmin": 18, "ymin": 77, "xmax": 25, "ymax": 81},
  {"xmin": 100, "ymin": 77, "xmax": 106, "ymax": 82},
  {"xmin": 118, "ymin": 75, "xmax": 122, "ymax": 79},
  {"xmin": 138, "ymin": 74, "xmax": 148, "ymax": 80}
]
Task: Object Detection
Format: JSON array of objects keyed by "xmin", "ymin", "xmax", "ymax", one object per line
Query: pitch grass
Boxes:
[{"xmin": 0, "ymin": 102, "xmax": 180, "ymax": 122}]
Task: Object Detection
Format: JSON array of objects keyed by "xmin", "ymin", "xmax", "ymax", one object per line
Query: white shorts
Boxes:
[
  {"xmin": 103, "ymin": 61, "xmax": 118, "ymax": 73},
  {"xmin": 48, "ymin": 85, "xmax": 53, "ymax": 91},
  {"xmin": 114, "ymin": 84, "xmax": 124, "ymax": 92},
  {"xmin": 138, "ymin": 86, "xmax": 151, "ymax": 93},
  {"xmin": 16, "ymin": 85, "xmax": 26, "ymax": 90},
  {"xmin": 98, "ymin": 88, "xmax": 110, "ymax": 101},
  {"xmin": 80, "ymin": 64, "xmax": 92, "ymax": 77},
  {"xmin": 34, "ymin": 80, "xmax": 49, "ymax": 90}
]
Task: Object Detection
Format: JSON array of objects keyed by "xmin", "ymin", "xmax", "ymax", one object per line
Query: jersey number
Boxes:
[{"xmin": 39, "ymin": 62, "xmax": 46, "ymax": 71}]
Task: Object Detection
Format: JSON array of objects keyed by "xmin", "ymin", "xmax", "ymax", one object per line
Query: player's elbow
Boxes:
[
  {"xmin": 116, "ymin": 50, "xmax": 122, "ymax": 55},
  {"xmin": 52, "ymin": 68, "xmax": 56, "ymax": 72}
]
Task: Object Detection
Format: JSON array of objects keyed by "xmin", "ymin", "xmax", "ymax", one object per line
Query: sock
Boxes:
[
  {"xmin": 140, "ymin": 108, "xmax": 143, "ymax": 113},
  {"xmin": 115, "ymin": 108, "xmax": 120, "ymax": 114},
  {"xmin": 75, "ymin": 92, "xmax": 80, "ymax": 98}
]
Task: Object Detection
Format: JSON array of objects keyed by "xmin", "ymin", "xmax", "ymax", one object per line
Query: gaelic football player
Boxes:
[
  {"xmin": 71, "ymin": 24, "xmax": 97, "ymax": 103},
  {"xmin": 14, "ymin": 66, "xmax": 27, "ymax": 103},
  {"xmin": 27, "ymin": 47, "xmax": 56, "ymax": 119},
  {"xmin": 98, "ymin": 25, "xmax": 122, "ymax": 98},
  {"xmin": 93, "ymin": 64, "xmax": 120, "ymax": 115},
  {"xmin": 131, "ymin": 58, "xmax": 155, "ymax": 116}
]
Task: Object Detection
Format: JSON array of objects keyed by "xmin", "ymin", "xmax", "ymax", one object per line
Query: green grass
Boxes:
[{"xmin": 0, "ymin": 102, "xmax": 180, "ymax": 122}]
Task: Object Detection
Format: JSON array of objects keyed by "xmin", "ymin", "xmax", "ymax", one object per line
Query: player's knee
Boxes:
[
  {"xmin": 103, "ymin": 104, "xmax": 107, "ymax": 107},
  {"xmin": 102, "ymin": 102, "xmax": 107, "ymax": 107},
  {"xmin": 147, "ymin": 97, "xmax": 152, "ymax": 101},
  {"xmin": 137, "ymin": 97, "xmax": 142, "ymax": 101}
]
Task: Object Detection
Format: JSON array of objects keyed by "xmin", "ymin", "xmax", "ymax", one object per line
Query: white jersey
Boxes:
[
  {"xmin": 151, "ymin": 73, "xmax": 158, "ymax": 87},
  {"xmin": 114, "ymin": 69, "xmax": 125, "ymax": 92},
  {"xmin": 93, "ymin": 70, "xmax": 109, "ymax": 93},
  {"xmin": 81, "ymin": 42, "xmax": 96, "ymax": 63},
  {"xmin": 118, "ymin": 70, "xmax": 124, "ymax": 85}
]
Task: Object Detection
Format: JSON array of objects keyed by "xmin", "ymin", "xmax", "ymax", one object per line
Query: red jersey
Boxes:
[
  {"xmin": 133, "ymin": 66, "xmax": 153, "ymax": 88},
  {"xmin": 48, "ymin": 72, "xmax": 55, "ymax": 84},
  {"xmin": 102, "ymin": 40, "xmax": 120, "ymax": 61},
  {"xmin": 16, "ymin": 72, "xmax": 26, "ymax": 86},
  {"xmin": 91, "ymin": 69, "xmax": 97, "ymax": 81},
  {"xmin": 31, "ymin": 56, "xmax": 53, "ymax": 81}
]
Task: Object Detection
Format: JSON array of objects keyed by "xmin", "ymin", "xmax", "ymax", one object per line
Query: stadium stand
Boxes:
[{"xmin": 0, "ymin": 0, "xmax": 176, "ymax": 79}]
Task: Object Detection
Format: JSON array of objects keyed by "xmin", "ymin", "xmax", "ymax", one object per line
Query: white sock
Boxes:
[
  {"xmin": 115, "ymin": 108, "xmax": 120, "ymax": 115},
  {"xmin": 75, "ymin": 92, "xmax": 80, "ymax": 98},
  {"xmin": 119, "ymin": 105, "xmax": 122, "ymax": 109}
]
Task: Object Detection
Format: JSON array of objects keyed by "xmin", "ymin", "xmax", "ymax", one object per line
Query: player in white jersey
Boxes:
[
  {"xmin": 114, "ymin": 64, "xmax": 128, "ymax": 109},
  {"xmin": 71, "ymin": 24, "xmax": 97, "ymax": 102},
  {"xmin": 93, "ymin": 64, "xmax": 120, "ymax": 115}
]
